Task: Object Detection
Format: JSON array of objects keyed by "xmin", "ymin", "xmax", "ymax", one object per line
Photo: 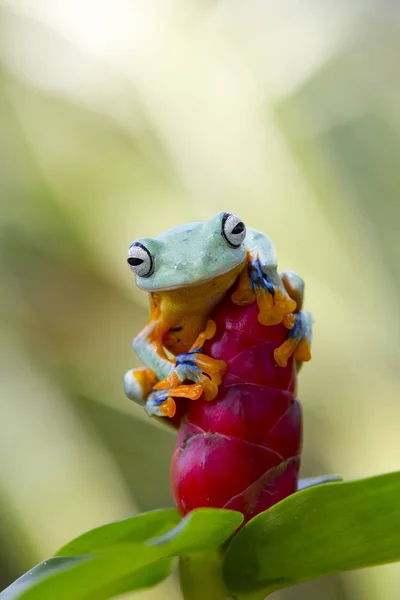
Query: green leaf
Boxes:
[
  {"xmin": 5, "ymin": 508, "xmax": 242, "ymax": 600},
  {"xmin": 56, "ymin": 508, "xmax": 180, "ymax": 556},
  {"xmin": 0, "ymin": 557, "xmax": 173, "ymax": 600},
  {"xmin": 79, "ymin": 558, "xmax": 175, "ymax": 600},
  {"xmin": 0, "ymin": 558, "xmax": 87, "ymax": 600},
  {"xmin": 147, "ymin": 508, "xmax": 243, "ymax": 554},
  {"xmin": 223, "ymin": 472, "xmax": 400, "ymax": 596}
]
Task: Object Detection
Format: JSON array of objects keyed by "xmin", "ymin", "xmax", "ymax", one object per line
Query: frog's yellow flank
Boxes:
[{"xmin": 154, "ymin": 260, "xmax": 246, "ymax": 356}]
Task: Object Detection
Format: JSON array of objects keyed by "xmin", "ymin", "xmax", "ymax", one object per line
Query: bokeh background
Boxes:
[{"xmin": 1, "ymin": 1, "xmax": 399, "ymax": 598}]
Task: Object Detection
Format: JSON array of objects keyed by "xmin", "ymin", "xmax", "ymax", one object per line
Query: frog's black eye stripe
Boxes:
[
  {"xmin": 127, "ymin": 242, "xmax": 154, "ymax": 278},
  {"xmin": 221, "ymin": 213, "xmax": 246, "ymax": 248}
]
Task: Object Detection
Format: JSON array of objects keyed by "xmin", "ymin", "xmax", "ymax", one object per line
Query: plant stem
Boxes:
[
  {"xmin": 179, "ymin": 554, "xmax": 268, "ymax": 600},
  {"xmin": 179, "ymin": 554, "xmax": 231, "ymax": 600}
]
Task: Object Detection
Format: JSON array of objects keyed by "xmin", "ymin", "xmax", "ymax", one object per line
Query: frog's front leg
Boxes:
[
  {"xmin": 132, "ymin": 319, "xmax": 175, "ymax": 381},
  {"xmin": 124, "ymin": 319, "xmax": 174, "ymax": 406},
  {"xmin": 231, "ymin": 249, "xmax": 312, "ymax": 368},
  {"xmin": 231, "ymin": 252, "xmax": 297, "ymax": 326},
  {"xmin": 144, "ymin": 320, "xmax": 227, "ymax": 418},
  {"xmin": 231, "ymin": 227, "xmax": 296, "ymax": 324},
  {"xmin": 125, "ymin": 294, "xmax": 176, "ymax": 406}
]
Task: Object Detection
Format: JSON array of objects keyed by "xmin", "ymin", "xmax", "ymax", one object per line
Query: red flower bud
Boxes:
[{"xmin": 170, "ymin": 297, "xmax": 302, "ymax": 524}]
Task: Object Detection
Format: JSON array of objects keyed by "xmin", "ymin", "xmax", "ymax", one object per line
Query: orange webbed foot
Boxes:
[
  {"xmin": 274, "ymin": 311, "xmax": 312, "ymax": 368},
  {"xmin": 146, "ymin": 319, "xmax": 227, "ymax": 417},
  {"xmin": 232, "ymin": 255, "xmax": 296, "ymax": 325}
]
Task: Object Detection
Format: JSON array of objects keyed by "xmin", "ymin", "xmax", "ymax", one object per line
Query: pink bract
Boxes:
[{"xmin": 170, "ymin": 297, "xmax": 302, "ymax": 524}]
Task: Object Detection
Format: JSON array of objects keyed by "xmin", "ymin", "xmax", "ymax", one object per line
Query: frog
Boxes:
[{"xmin": 124, "ymin": 211, "xmax": 312, "ymax": 418}]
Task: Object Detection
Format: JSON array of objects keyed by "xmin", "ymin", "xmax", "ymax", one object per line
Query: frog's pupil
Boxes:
[
  {"xmin": 128, "ymin": 257, "xmax": 143, "ymax": 266},
  {"xmin": 232, "ymin": 222, "xmax": 244, "ymax": 234}
]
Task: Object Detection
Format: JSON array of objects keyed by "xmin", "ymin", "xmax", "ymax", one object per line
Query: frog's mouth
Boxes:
[{"xmin": 138, "ymin": 258, "xmax": 247, "ymax": 294}]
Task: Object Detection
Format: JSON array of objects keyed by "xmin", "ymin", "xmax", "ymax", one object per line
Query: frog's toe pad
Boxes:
[
  {"xmin": 124, "ymin": 371, "xmax": 144, "ymax": 405},
  {"xmin": 124, "ymin": 367, "xmax": 157, "ymax": 405},
  {"xmin": 145, "ymin": 390, "xmax": 177, "ymax": 418}
]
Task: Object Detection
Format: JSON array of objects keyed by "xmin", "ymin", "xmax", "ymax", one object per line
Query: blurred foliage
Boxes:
[
  {"xmin": 0, "ymin": 1, "xmax": 399, "ymax": 599},
  {"xmin": 4, "ymin": 475, "xmax": 400, "ymax": 599}
]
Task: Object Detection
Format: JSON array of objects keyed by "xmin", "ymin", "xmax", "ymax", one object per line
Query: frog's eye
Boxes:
[
  {"xmin": 221, "ymin": 213, "xmax": 246, "ymax": 248},
  {"xmin": 127, "ymin": 242, "xmax": 154, "ymax": 278}
]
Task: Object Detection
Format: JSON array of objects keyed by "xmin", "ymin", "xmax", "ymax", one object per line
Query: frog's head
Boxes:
[{"xmin": 127, "ymin": 212, "xmax": 247, "ymax": 292}]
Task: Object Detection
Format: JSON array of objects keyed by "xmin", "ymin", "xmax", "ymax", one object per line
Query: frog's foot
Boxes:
[
  {"xmin": 232, "ymin": 255, "xmax": 296, "ymax": 326},
  {"xmin": 145, "ymin": 383, "xmax": 204, "ymax": 418},
  {"xmin": 153, "ymin": 319, "xmax": 227, "ymax": 403},
  {"xmin": 154, "ymin": 349, "xmax": 227, "ymax": 402},
  {"xmin": 124, "ymin": 367, "xmax": 157, "ymax": 406},
  {"xmin": 274, "ymin": 311, "xmax": 312, "ymax": 368}
]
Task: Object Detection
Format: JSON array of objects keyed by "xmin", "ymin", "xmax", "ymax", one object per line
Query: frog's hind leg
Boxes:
[
  {"xmin": 274, "ymin": 310, "xmax": 312, "ymax": 368},
  {"xmin": 124, "ymin": 367, "xmax": 157, "ymax": 406},
  {"xmin": 281, "ymin": 270, "xmax": 305, "ymax": 312},
  {"xmin": 145, "ymin": 320, "xmax": 227, "ymax": 417},
  {"xmin": 274, "ymin": 270, "xmax": 312, "ymax": 369}
]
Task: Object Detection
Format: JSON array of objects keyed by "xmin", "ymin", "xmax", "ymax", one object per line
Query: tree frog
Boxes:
[{"xmin": 124, "ymin": 211, "xmax": 312, "ymax": 417}]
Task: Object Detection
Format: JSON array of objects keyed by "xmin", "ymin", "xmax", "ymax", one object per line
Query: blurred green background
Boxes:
[{"xmin": 1, "ymin": 1, "xmax": 399, "ymax": 599}]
